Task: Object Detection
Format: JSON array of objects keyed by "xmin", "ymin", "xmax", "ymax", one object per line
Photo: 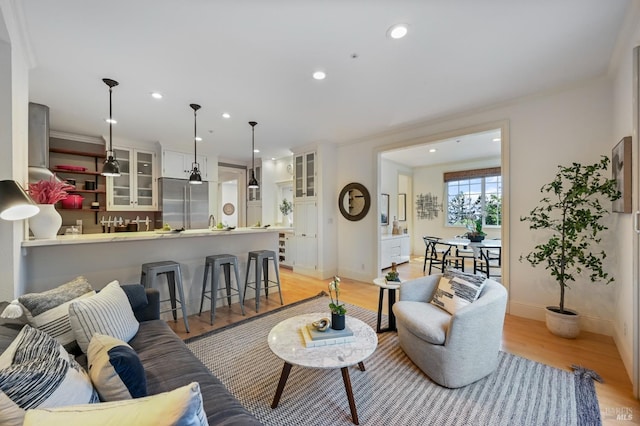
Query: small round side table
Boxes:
[{"xmin": 372, "ymin": 277, "xmax": 402, "ymax": 333}]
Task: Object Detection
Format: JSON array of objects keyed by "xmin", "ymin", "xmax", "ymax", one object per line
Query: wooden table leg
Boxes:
[
  {"xmin": 341, "ymin": 367, "xmax": 359, "ymax": 425},
  {"xmin": 271, "ymin": 362, "xmax": 292, "ymax": 409},
  {"xmin": 358, "ymin": 361, "xmax": 366, "ymax": 371}
]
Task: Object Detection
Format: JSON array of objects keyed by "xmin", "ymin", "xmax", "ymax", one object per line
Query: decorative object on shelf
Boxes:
[
  {"xmin": 392, "ymin": 216, "xmax": 400, "ymax": 234},
  {"xmin": 248, "ymin": 121, "xmax": 259, "ymax": 189},
  {"xmin": 416, "ymin": 192, "xmax": 442, "ymax": 220},
  {"xmin": 612, "ymin": 136, "xmax": 631, "ymax": 213},
  {"xmin": 28, "ymin": 177, "xmax": 72, "ymax": 239},
  {"xmin": 328, "ymin": 276, "xmax": 346, "ymax": 330},
  {"xmin": 311, "ymin": 318, "xmax": 330, "ymax": 332},
  {"xmin": 279, "ymin": 198, "xmax": 292, "ymax": 226},
  {"xmin": 385, "ymin": 262, "xmax": 400, "ymax": 283},
  {"xmin": 84, "ymin": 181, "xmax": 96, "ymax": 190},
  {"xmin": 188, "ymin": 103, "xmax": 203, "ymax": 185},
  {"xmin": 101, "ymin": 78, "xmax": 121, "ymax": 177},
  {"xmin": 61, "ymin": 194, "xmax": 84, "ymax": 209},
  {"xmin": 0, "ymin": 180, "xmax": 40, "ymax": 221},
  {"xmin": 520, "ymin": 157, "xmax": 620, "ymax": 338}
]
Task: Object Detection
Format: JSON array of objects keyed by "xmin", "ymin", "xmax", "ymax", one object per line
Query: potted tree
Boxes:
[{"xmin": 520, "ymin": 157, "xmax": 620, "ymax": 338}]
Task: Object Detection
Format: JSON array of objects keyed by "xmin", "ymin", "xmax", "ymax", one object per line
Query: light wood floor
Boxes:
[{"xmin": 169, "ymin": 257, "xmax": 640, "ymax": 425}]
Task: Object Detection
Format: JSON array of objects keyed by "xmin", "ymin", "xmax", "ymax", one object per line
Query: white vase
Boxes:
[{"xmin": 29, "ymin": 204, "xmax": 62, "ymax": 239}]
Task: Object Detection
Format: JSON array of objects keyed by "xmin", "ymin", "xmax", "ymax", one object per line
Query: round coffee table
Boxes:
[{"xmin": 268, "ymin": 313, "xmax": 378, "ymax": 425}]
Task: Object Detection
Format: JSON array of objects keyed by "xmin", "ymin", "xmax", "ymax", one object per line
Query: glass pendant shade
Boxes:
[
  {"xmin": 189, "ymin": 103, "xmax": 203, "ymax": 185},
  {"xmin": 248, "ymin": 121, "xmax": 259, "ymax": 189},
  {"xmin": 0, "ymin": 180, "xmax": 40, "ymax": 221},
  {"xmin": 101, "ymin": 78, "xmax": 121, "ymax": 177}
]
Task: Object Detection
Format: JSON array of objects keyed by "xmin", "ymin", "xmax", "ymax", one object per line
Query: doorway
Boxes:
[{"xmin": 218, "ymin": 164, "xmax": 246, "ymax": 228}]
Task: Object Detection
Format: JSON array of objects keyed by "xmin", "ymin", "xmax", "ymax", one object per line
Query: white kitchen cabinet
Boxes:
[
  {"xmin": 380, "ymin": 234, "xmax": 410, "ymax": 269},
  {"xmin": 294, "ymin": 151, "xmax": 315, "ymax": 198},
  {"xmin": 162, "ymin": 149, "xmax": 208, "ymax": 180},
  {"xmin": 293, "ymin": 199, "xmax": 318, "ymax": 272},
  {"xmin": 107, "ymin": 147, "xmax": 157, "ymax": 211}
]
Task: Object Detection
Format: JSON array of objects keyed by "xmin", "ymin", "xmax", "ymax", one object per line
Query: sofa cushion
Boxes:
[
  {"xmin": 2, "ymin": 276, "xmax": 95, "ymax": 353},
  {"xmin": 0, "ymin": 325, "xmax": 98, "ymax": 426},
  {"xmin": 23, "ymin": 382, "xmax": 207, "ymax": 426},
  {"xmin": 69, "ymin": 280, "xmax": 139, "ymax": 353},
  {"xmin": 393, "ymin": 301, "xmax": 451, "ymax": 345},
  {"xmin": 87, "ymin": 333, "xmax": 147, "ymax": 401},
  {"xmin": 130, "ymin": 320, "xmax": 261, "ymax": 425},
  {"xmin": 430, "ymin": 269, "xmax": 486, "ymax": 314}
]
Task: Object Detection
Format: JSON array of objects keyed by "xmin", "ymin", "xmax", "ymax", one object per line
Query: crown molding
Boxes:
[
  {"xmin": 0, "ymin": 0, "xmax": 36, "ymax": 68},
  {"xmin": 50, "ymin": 130, "xmax": 104, "ymax": 145}
]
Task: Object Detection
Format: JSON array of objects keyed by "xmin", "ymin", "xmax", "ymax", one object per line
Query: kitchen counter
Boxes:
[
  {"xmin": 21, "ymin": 227, "xmax": 281, "ymax": 318},
  {"xmin": 22, "ymin": 227, "xmax": 281, "ymax": 247}
]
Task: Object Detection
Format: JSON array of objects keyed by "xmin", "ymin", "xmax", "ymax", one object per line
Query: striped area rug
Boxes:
[{"xmin": 186, "ymin": 294, "xmax": 601, "ymax": 426}]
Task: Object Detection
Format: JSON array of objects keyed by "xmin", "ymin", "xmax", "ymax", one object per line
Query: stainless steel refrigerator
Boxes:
[{"xmin": 158, "ymin": 178, "xmax": 210, "ymax": 229}]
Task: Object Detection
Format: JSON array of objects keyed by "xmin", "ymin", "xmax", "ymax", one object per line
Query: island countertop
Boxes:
[{"xmin": 21, "ymin": 227, "xmax": 291, "ymax": 247}]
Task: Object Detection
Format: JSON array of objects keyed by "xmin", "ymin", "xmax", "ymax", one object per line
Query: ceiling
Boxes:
[{"xmin": 6, "ymin": 1, "xmax": 631, "ymax": 164}]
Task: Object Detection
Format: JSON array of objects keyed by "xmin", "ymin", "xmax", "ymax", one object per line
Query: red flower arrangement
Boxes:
[{"xmin": 28, "ymin": 177, "xmax": 73, "ymax": 204}]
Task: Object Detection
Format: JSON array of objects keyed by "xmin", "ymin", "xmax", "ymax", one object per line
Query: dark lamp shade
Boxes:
[
  {"xmin": 189, "ymin": 167, "xmax": 203, "ymax": 184},
  {"xmin": 248, "ymin": 172, "xmax": 259, "ymax": 189},
  {"xmin": 101, "ymin": 156, "xmax": 121, "ymax": 177},
  {"xmin": 0, "ymin": 180, "xmax": 40, "ymax": 221}
]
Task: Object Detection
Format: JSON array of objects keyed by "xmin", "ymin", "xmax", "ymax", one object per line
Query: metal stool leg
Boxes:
[
  {"xmin": 174, "ymin": 266, "xmax": 190, "ymax": 333},
  {"xmin": 272, "ymin": 255, "xmax": 284, "ymax": 305},
  {"xmin": 263, "ymin": 257, "xmax": 269, "ymax": 299},
  {"xmin": 255, "ymin": 256, "xmax": 263, "ymax": 312},
  {"xmin": 223, "ymin": 263, "xmax": 232, "ymax": 307},
  {"xmin": 243, "ymin": 256, "xmax": 252, "ymax": 303},
  {"xmin": 167, "ymin": 272, "xmax": 178, "ymax": 322},
  {"xmin": 210, "ymin": 262, "xmax": 220, "ymax": 326},
  {"xmin": 199, "ymin": 262, "xmax": 210, "ymax": 316},
  {"xmin": 233, "ymin": 261, "xmax": 245, "ymax": 315}
]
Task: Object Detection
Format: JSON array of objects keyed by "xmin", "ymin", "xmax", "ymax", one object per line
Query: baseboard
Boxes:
[
  {"xmin": 612, "ymin": 326, "xmax": 634, "ymax": 384},
  {"xmin": 509, "ymin": 301, "xmax": 614, "ymax": 336}
]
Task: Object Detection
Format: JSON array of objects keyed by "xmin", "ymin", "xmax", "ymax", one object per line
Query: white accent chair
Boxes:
[{"xmin": 392, "ymin": 274, "xmax": 507, "ymax": 388}]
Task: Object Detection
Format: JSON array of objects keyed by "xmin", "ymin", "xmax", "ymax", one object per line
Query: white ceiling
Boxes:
[{"xmin": 7, "ymin": 0, "xmax": 631, "ymax": 164}]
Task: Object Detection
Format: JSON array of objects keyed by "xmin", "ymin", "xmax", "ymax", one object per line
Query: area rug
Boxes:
[{"xmin": 186, "ymin": 294, "xmax": 601, "ymax": 426}]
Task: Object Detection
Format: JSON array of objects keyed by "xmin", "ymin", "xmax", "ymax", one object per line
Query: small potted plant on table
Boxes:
[{"xmin": 328, "ymin": 276, "xmax": 346, "ymax": 330}]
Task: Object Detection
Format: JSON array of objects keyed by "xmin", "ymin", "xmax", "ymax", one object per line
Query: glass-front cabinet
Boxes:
[
  {"xmin": 294, "ymin": 151, "xmax": 316, "ymax": 198},
  {"xmin": 107, "ymin": 147, "xmax": 157, "ymax": 211}
]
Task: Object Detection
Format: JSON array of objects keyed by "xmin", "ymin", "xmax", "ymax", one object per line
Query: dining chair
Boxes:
[
  {"xmin": 422, "ymin": 236, "xmax": 441, "ymax": 273},
  {"xmin": 474, "ymin": 246, "xmax": 502, "ymax": 279},
  {"xmin": 424, "ymin": 237, "xmax": 463, "ymax": 274}
]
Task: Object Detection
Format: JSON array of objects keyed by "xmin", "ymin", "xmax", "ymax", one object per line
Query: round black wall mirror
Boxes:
[{"xmin": 338, "ymin": 182, "xmax": 371, "ymax": 221}]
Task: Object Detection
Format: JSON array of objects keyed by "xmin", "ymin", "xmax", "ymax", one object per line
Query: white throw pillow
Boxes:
[
  {"xmin": 23, "ymin": 382, "xmax": 208, "ymax": 426},
  {"xmin": 69, "ymin": 280, "xmax": 139, "ymax": 353},
  {"xmin": 430, "ymin": 269, "xmax": 487, "ymax": 315},
  {"xmin": 87, "ymin": 333, "xmax": 147, "ymax": 401},
  {"xmin": 0, "ymin": 325, "xmax": 99, "ymax": 426}
]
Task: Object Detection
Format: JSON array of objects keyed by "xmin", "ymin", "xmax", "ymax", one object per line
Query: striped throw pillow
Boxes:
[
  {"xmin": 0, "ymin": 325, "xmax": 99, "ymax": 426},
  {"xmin": 69, "ymin": 281, "xmax": 139, "ymax": 353},
  {"xmin": 430, "ymin": 268, "xmax": 487, "ymax": 315},
  {"xmin": 17, "ymin": 276, "xmax": 95, "ymax": 353}
]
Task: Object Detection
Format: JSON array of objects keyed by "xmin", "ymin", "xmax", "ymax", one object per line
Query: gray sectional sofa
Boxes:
[{"xmin": 0, "ymin": 284, "xmax": 261, "ymax": 425}]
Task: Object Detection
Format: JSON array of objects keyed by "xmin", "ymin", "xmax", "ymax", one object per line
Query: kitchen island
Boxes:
[{"xmin": 21, "ymin": 228, "xmax": 283, "ymax": 319}]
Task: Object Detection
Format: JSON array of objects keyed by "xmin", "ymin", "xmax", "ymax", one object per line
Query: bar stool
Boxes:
[
  {"xmin": 199, "ymin": 254, "xmax": 245, "ymax": 325},
  {"xmin": 140, "ymin": 260, "xmax": 190, "ymax": 333},
  {"xmin": 243, "ymin": 250, "xmax": 283, "ymax": 312}
]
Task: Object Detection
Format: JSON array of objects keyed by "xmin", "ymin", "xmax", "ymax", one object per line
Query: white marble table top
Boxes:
[
  {"xmin": 372, "ymin": 277, "xmax": 403, "ymax": 289},
  {"xmin": 268, "ymin": 313, "xmax": 378, "ymax": 369}
]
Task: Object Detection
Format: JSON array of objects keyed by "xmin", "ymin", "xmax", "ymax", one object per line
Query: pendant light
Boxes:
[
  {"xmin": 0, "ymin": 180, "xmax": 39, "ymax": 221},
  {"xmin": 101, "ymin": 78, "xmax": 121, "ymax": 177},
  {"xmin": 248, "ymin": 121, "xmax": 259, "ymax": 189},
  {"xmin": 188, "ymin": 103, "xmax": 203, "ymax": 184}
]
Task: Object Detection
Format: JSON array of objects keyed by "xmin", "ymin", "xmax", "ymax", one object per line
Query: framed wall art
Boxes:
[
  {"xmin": 381, "ymin": 193, "xmax": 389, "ymax": 225},
  {"xmin": 612, "ymin": 136, "xmax": 632, "ymax": 213}
]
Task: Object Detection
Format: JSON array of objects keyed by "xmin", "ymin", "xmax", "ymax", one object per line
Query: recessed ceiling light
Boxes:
[
  {"xmin": 254, "ymin": 149, "xmax": 260, "ymax": 153},
  {"xmin": 313, "ymin": 71, "xmax": 326, "ymax": 80},
  {"xmin": 492, "ymin": 138, "xmax": 501, "ymax": 142},
  {"xmin": 195, "ymin": 136, "xmax": 202, "ymax": 142},
  {"xmin": 105, "ymin": 118, "xmax": 117, "ymax": 124},
  {"xmin": 151, "ymin": 92, "xmax": 163, "ymax": 99},
  {"xmin": 222, "ymin": 112, "xmax": 231, "ymax": 119},
  {"xmin": 271, "ymin": 157, "xmax": 276, "ymax": 161},
  {"xmin": 388, "ymin": 24, "xmax": 408, "ymax": 39}
]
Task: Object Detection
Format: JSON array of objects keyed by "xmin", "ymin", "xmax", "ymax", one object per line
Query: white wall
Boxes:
[
  {"xmin": 609, "ymin": 5, "xmax": 640, "ymax": 384},
  {"xmin": 220, "ymin": 181, "xmax": 238, "ymax": 226},
  {"xmin": 338, "ymin": 77, "xmax": 616, "ymax": 336}
]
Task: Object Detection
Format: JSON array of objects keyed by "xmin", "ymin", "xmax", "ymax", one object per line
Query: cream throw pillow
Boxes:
[
  {"xmin": 23, "ymin": 382, "xmax": 208, "ymax": 426},
  {"xmin": 69, "ymin": 280, "xmax": 139, "ymax": 353}
]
